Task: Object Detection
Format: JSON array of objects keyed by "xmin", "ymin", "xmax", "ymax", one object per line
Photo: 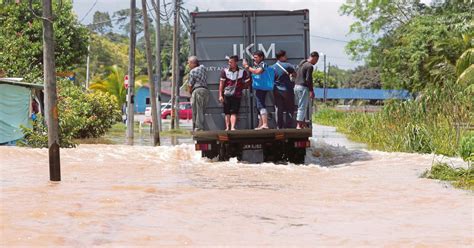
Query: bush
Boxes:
[
  {"xmin": 19, "ymin": 80, "xmax": 121, "ymax": 148},
  {"xmin": 422, "ymin": 162, "xmax": 473, "ymax": 190},
  {"xmin": 459, "ymin": 132, "xmax": 474, "ymax": 162}
]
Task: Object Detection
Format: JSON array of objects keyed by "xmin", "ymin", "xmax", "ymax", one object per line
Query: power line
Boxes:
[
  {"xmin": 146, "ymin": 0, "xmax": 157, "ymax": 22},
  {"xmin": 79, "ymin": 0, "xmax": 98, "ymax": 22},
  {"xmin": 311, "ymin": 35, "xmax": 349, "ymax": 43}
]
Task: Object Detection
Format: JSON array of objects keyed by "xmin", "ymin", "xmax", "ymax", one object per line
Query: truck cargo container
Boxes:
[{"xmin": 191, "ymin": 10, "xmax": 312, "ymax": 163}]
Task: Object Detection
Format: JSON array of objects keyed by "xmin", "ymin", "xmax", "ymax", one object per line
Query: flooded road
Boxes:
[{"xmin": 1, "ymin": 126, "xmax": 472, "ymax": 246}]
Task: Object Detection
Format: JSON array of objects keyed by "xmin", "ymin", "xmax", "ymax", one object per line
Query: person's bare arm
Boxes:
[
  {"xmin": 187, "ymin": 71, "xmax": 194, "ymax": 94},
  {"xmin": 307, "ymin": 66, "xmax": 314, "ymax": 98},
  {"xmin": 242, "ymin": 59, "xmax": 263, "ymax": 74},
  {"xmin": 246, "ymin": 66, "xmax": 263, "ymax": 74},
  {"xmin": 219, "ymin": 79, "xmax": 225, "ymax": 103}
]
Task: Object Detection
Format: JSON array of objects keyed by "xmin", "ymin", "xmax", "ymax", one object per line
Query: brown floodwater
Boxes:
[{"xmin": 0, "ymin": 141, "xmax": 472, "ymax": 246}]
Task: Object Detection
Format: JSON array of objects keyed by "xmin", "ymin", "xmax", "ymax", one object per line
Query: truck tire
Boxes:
[
  {"xmin": 218, "ymin": 143, "xmax": 229, "ymax": 161},
  {"xmin": 288, "ymin": 148, "xmax": 306, "ymax": 164},
  {"xmin": 264, "ymin": 142, "xmax": 284, "ymax": 163},
  {"xmin": 201, "ymin": 142, "xmax": 218, "ymax": 159},
  {"xmin": 202, "ymin": 150, "xmax": 218, "ymax": 160}
]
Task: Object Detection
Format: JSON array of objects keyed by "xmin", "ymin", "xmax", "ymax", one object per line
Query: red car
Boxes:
[{"xmin": 161, "ymin": 102, "xmax": 192, "ymax": 120}]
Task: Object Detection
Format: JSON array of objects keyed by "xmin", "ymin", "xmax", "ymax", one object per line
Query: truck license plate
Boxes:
[{"xmin": 243, "ymin": 144, "xmax": 262, "ymax": 150}]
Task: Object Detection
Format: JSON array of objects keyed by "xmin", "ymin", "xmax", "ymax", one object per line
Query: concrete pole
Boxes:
[
  {"xmin": 42, "ymin": 0, "xmax": 60, "ymax": 181},
  {"xmin": 141, "ymin": 0, "xmax": 160, "ymax": 146},
  {"xmin": 151, "ymin": 0, "xmax": 162, "ymax": 131},
  {"xmin": 170, "ymin": 0, "xmax": 180, "ymax": 129},
  {"xmin": 127, "ymin": 0, "xmax": 137, "ymax": 144}
]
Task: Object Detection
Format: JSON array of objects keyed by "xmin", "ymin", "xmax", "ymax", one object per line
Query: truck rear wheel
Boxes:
[
  {"xmin": 202, "ymin": 150, "xmax": 218, "ymax": 159},
  {"xmin": 201, "ymin": 142, "xmax": 218, "ymax": 159},
  {"xmin": 218, "ymin": 143, "xmax": 230, "ymax": 161},
  {"xmin": 288, "ymin": 147, "xmax": 306, "ymax": 164}
]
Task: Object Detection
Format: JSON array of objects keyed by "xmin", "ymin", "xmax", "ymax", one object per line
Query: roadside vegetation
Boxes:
[
  {"xmin": 423, "ymin": 135, "xmax": 474, "ymax": 190},
  {"xmin": 315, "ymin": 1, "xmax": 472, "ymax": 155},
  {"xmin": 109, "ymin": 123, "xmax": 191, "ymax": 137},
  {"xmin": 19, "ymin": 80, "xmax": 121, "ymax": 148},
  {"xmin": 312, "ymin": 1, "xmax": 474, "ymax": 189},
  {"xmin": 1, "ymin": 1, "xmax": 197, "ymax": 147}
]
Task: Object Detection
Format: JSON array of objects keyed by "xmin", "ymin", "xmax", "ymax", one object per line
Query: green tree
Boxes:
[
  {"xmin": 346, "ymin": 65, "xmax": 381, "ymax": 89},
  {"xmin": 0, "ymin": 0, "xmax": 89, "ymax": 81},
  {"xmin": 89, "ymin": 65, "xmax": 128, "ymax": 108},
  {"xmin": 90, "ymin": 11, "xmax": 113, "ymax": 35},
  {"xmin": 340, "ymin": 0, "xmax": 425, "ymax": 60},
  {"xmin": 341, "ymin": 0, "xmax": 473, "ymax": 92}
]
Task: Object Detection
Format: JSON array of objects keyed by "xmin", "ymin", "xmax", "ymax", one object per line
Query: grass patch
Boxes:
[
  {"xmin": 109, "ymin": 122, "xmax": 191, "ymax": 137},
  {"xmin": 313, "ymin": 106, "xmax": 470, "ymax": 156},
  {"xmin": 422, "ymin": 162, "xmax": 474, "ymax": 190},
  {"xmin": 160, "ymin": 128, "xmax": 191, "ymax": 137}
]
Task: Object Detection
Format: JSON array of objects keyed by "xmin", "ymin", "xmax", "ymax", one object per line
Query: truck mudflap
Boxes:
[{"xmin": 194, "ymin": 129, "xmax": 311, "ymax": 164}]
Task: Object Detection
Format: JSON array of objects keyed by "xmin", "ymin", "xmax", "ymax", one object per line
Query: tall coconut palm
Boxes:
[{"xmin": 89, "ymin": 65, "xmax": 128, "ymax": 108}]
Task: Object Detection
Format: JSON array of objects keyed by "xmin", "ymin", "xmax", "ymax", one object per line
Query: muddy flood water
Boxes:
[{"xmin": 1, "ymin": 125, "xmax": 472, "ymax": 246}]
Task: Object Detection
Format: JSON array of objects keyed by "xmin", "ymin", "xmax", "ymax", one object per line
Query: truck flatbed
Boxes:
[{"xmin": 193, "ymin": 128, "xmax": 312, "ymax": 141}]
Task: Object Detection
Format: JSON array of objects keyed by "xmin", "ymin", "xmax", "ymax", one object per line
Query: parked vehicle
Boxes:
[
  {"xmin": 144, "ymin": 107, "xmax": 153, "ymax": 124},
  {"xmin": 191, "ymin": 10, "xmax": 312, "ymax": 164},
  {"xmin": 161, "ymin": 103, "xmax": 171, "ymax": 112},
  {"xmin": 143, "ymin": 102, "xmax": 178, "ymax": 123},
  {"xmin": 161, "ymin": 102, "xmax": 193, "ymax": 120}
]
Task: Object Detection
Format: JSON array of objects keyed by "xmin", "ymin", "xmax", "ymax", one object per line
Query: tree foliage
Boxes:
[
  {"xmin": 89, "ymin": 65, "xmax": 128, "ymax": 108},
  {"xmin": 0, "ymin": 0, "xmax": 89, "ymax": 81},
  {"xmin": 90, "ymin": 11, "xmax": 112, "ymax": 35},
  {"xmin": 341, "ymin": 0, "xmax": 473, "ymax": 92},
  {"xmin": 346, "ymin": 65, "xmax": 381, "ymax": 89},
  {"xmin": 336, "ymin": 0, "xmax": 473, "ymax": 157},
  {"xmin": 19, "ymin": 80, "xmax": 122, "ymax": 148}
]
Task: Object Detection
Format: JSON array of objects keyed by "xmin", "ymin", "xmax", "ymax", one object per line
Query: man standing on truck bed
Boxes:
[
  {"xmin": 294, "ymin": 51, "xmax": 319, "ymax": 129},
  {"xmin": 243, "ymin": 50, "xmax": 273, "ymax": 130},
  {"xmin": 273, "ymin": 50, "xmax": 296, "ymax": 129},
  {"xmin": 187, "ymin": 56, "xmax": 209, "ymax": 131},
  {"xmin": 219, "ymin": 55, "xmax": 251, "ymax": 131}
]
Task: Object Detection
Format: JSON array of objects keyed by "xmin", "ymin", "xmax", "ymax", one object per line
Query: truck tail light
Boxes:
[
  {"xmin": 196, "ymin": 143, "xmax": 212, "ymax": 151},
  {"xmin": 294, "ymin": 141, "xmax": 310, "ymax": 148}
]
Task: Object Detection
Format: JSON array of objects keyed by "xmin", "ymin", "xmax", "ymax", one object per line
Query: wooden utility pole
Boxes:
[
  {"xmin": 126, "ymin": 0, "xmax": 137, "ymax": 144},
  {"xmin": 142, "ymin": 0, "xmax": 160, "ymax": 146},
  {"xmin": 170, "ymin": 0, "xmax": 180, "ymax": 129},
  {"xmin": 151, "ymin": 0, "xmax": 162, "ymax": 131},
  {"xmin": 42, "ymin": 0, "xmax": 60, "ymax": 181}
]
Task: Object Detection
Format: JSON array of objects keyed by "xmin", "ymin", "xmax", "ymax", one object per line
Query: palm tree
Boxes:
[
  {"xmin": 456, "ymin": 47, "xmax": 474, "ymax": 87},
  {"xmin": 89, "ymin": 65, "xmax": 127, "ymax": 108}
]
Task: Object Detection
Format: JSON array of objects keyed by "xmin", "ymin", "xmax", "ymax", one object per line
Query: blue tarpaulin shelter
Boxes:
[{"xmin": 0, "ymin": 79, "xmax": 43, "ymax": 144}]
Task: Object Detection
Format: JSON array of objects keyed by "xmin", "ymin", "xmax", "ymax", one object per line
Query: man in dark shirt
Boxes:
[
  {"xmin": 272, "ymin": 50, "xmax": 296, "ymax": 129},
  {"xmin": 294, "ymin": 51, "xmax": 319, "ymax": 129},
  {"xmin": 218, "ymin": 55, "xmax": 251, "ymax": 130}
]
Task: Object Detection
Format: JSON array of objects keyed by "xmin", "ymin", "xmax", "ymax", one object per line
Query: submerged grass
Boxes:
[
  {"xmin": 422, "ymin": 163, "xmax": 474, "ymax": 190},
  {"xmin": 313, "ymin": 106, "xmax": 470, "ymax": 156},
  {"xmin": 107, "ymin": 123, "xmax": 191, "ymax": 137},
  {"xmin": 313, "ymin": 105, "xmax": 473, "ymax": 190}
]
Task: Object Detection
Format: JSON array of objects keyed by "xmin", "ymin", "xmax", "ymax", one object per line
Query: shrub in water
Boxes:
[{"xmin": 19, "ymin": 80, "xmax": 122, "ymax": 148}]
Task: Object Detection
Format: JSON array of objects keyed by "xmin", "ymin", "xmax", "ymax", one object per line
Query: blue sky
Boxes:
[{"xmin": 71, "ymin": 0, "xmax": 410, "ymax": 70}]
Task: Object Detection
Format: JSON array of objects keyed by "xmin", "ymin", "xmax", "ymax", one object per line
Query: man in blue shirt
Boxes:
[{"xmin": 272, "ymin": 50, "xmax": 296, "ymax": 129}]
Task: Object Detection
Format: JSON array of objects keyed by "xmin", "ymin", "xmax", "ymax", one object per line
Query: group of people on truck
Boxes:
[{"xmin": 187, "ymin": 50, "xmax": 319, "ymax": 131}]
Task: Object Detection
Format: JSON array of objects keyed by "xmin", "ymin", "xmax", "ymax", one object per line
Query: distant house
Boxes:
[
  {"xmin": 0, "ymin": 78, "xmax": 44, "ymax": 145},
  {"xmin": 135, "ymin": 81, "xmax": 191, "ymax": 113}
]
